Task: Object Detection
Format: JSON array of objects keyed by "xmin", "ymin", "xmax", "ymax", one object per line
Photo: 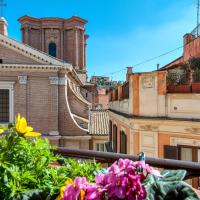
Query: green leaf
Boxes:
[{"xmin": 160, "ymin": 170, "xmax": 187, "ymax": 181}]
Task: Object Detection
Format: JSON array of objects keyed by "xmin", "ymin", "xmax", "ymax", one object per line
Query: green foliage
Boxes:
[
  {"xmin": 62, "ymin": 158, "xmax": 101, "ymax": 183},
  {"xmin": 188, "ymin": 57, "xmax": 200, "ymax": 71},
  {"xmin": 193, "ymin": 68, "xmax": 200, "ymax": 82},
  {"xmin": 167, "ymin": 70, "xmax": 188, "ymax": 86},
  {"xmin": 0, "ymin": 126, "xmax": 100, "ymax": 200},
  {"xmin": 144, "ymin": 170, "xmax": 200, "ymax": 200}
]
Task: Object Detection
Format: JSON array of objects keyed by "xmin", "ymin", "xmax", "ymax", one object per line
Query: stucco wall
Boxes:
[
  {"xmin": 109, "ymin": 99, "xmax": 130, "ymax": 114},
  {"xmin": 167, "ymin": 94, "xmax": 200, "ymax": 119}
]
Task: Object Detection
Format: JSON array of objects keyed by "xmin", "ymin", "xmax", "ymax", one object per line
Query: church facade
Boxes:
[{"xmin": 0, "ymin": 16, "xmax": 92, "ymax": 149}]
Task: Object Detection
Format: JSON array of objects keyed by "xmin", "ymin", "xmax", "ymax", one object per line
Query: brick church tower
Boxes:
[{"xmin": 18, "ymin": 15, "xmax": 88, "ymax": 82}]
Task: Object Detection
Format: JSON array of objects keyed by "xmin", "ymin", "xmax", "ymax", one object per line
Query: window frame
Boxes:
[
  {"xmin": 112, "ymin": 124, "xmax": 118, "ymax": 153},
  {"xmin": 120, "ymin": 130, "xmax": 127, "ymax": 154},
  {"xmin": 48, "ymin": 42, "xmax": 57, "ymax": 58},
  {"xmin": 96, "ymin": 143, "xmax": 106, "ymax": 152},
  {"xmin": 0, "ymin": 81, "xmax": 14, "ymax": 124}
]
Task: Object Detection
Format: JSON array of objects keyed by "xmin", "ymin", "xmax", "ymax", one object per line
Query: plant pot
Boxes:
[
  {"xmin": 168, "ymin": 85, "xmax": 191, "ymax": 93},
  {"xmin": 192, "ymin": 83, "xmax": 200, "ymax": 93}
]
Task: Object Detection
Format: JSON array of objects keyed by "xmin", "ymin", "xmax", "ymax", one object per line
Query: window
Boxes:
[
  {"xmin": 96, "ymin": 143, "xmax": 106, "ymax": 152},
  {"xmin": 164, "ymin": 145, "xmax": 200, "ymax": 188},
  {"xmin": 120, "ymin": 131, "xmax": 127, "ymax": 154},
  {"xmin": 113, "ymin": 124, "xmax": 118, "ymax": 152},
  {"xmin": 0, "ymin": 82, "xmax": 14, "ymax": 123},
  {"xmin": 48, "ymin": 42, "xmax": 57, "ymax": 57},
  {"xmin": 109, "ymin": 120, "xmax": 112, "ymax": 142},
  {"xmin": 0, "ymin": 90, "xmax": 9, "ymax": 122}
]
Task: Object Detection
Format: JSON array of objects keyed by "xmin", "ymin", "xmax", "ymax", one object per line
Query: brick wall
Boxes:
[
  {"xmin": 0, "ymin": 70, "xmax": 58, "ymax": 133},
  {"xmin": 0, "ymin": 44, "xmax": 40, "ymax": 64},
  {"xmin": 58, "ymin": 84, "xmax": 86, "ymax": 135},
  {"xmin": 19, "ymin": 16, "xmax": 87, "ymax": 71}
]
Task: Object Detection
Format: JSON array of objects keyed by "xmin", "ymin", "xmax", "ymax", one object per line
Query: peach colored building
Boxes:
[{"xmin": 109, "ymin": 63, "xmax": 200, "ymax": 186}]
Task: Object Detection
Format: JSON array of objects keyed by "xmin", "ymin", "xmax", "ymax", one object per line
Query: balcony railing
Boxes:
[{"xmin": 56, "ymin": 148, "xmax": 200, "ymax": 182}]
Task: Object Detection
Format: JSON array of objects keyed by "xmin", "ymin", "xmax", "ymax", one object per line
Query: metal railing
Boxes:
[{"xmin": 56, "ymin": 148, "xmax": 200, "ymax": 180}]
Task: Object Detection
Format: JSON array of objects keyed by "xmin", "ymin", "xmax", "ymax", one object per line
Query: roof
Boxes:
[
  {"xmin": 89, "ymin": 110, "xmax": 109, "ymax": 135},
  {"xmin": 159, "ymin": 56, "xmax": 183, "ymax": 71}
]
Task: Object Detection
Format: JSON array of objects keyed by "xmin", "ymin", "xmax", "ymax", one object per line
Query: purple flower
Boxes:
[
  {"xmin": 85, "ymin": 183, "xmax": 105, "ymax": 200},
  {"xmin": 106, "ymin": 174, "xmax": 128, "ymax": 199},
  {"xmin": 126, "ymin": 174, "xmax": 147, "ymax": 200},
  {"xmin": 63, "ymin": 177, "xmax": 87, "ymax": 200}
]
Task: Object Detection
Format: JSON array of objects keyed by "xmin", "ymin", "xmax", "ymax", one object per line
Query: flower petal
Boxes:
[
  {"xmin": 24, "ymin": 131, "xmax": 41, "ymax": 137},
  {"xmin": 26, "ymin": 126, "xmax": 33, "ymax": 132},
  {"xmin": 0, "ymin": 128, "xmax": 5, "ymax": 134}
]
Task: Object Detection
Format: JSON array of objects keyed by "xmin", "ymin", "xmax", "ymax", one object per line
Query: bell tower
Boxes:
[{"xmin": 18, "ymin": 15, "xmax": 88, "ymax": 83}]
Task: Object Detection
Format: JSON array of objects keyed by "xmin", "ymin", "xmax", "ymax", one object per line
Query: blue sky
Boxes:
[{"xmin": 4, "ymin": 0, "xmax": 198, "ymax": 80}]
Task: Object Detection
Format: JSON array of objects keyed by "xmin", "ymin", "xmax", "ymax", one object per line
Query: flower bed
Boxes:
[{"xmin": 0, "ymin": 114, "xmax": 199, "ymax": 200}]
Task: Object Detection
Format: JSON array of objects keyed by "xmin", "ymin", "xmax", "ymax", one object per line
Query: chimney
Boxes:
[
  {"xmin": 157, "ymin": 64, "xmax": 160, "ymax": 70},
  {"xmin": 0, "ymin": 17, "xmax": 8, "ymax": 36},
  {"xmin": 126, "ymin": 66, "xmax": 133, "ymax": 82}
]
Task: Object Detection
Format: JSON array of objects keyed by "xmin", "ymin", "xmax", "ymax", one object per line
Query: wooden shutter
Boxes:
[
  {"xmin": 105, "ymin": 141, "xmax": 113, "ymax": 152},
  {"xmin": 109, "ymin": 120, "xmax": 112, "ymax": 142},
  {"xmin": 120, "ymin": 131, "xmax": 127, "ymax": 154},
  {"xmin": 113, "ymin": 125, "xmax": 117, "ymax": 153},
  {"xmin": 164, "ymin": 145, "xmax": 178, "ymax": 160}
]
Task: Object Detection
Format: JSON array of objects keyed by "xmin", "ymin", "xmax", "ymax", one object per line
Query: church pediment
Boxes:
[{"xmin": 0, "ymin": 44, "xmax": 41, "ymax": 65}]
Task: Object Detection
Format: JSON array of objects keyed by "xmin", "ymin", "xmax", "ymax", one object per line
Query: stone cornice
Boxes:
[{"xmin": 0, "ymin": 64, "xmax": 66, "ymax": 71}]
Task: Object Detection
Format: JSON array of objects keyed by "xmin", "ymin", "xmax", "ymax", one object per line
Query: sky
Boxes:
[{"xmin": 4, "ymin": 0, "xmax": 198, "ymax": 81}]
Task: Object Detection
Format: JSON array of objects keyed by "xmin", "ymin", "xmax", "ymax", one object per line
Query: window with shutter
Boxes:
[
  {"xmin": 120, "ymin": 131, "xmax": 127, "ymax": 154},
  {"xmin": 113, "ymin": 124, "xmax": 117, "ymax": 153},
  {"xmin": 109, "ymin": 120, "xmax": 112, "ymax": 142},
  {"xmin": 164, "ymin": 145, "xmax": 178, "ymax": 160},
  {"xmin": 0, "ymin": 89, "xmax": 9, "ymax": 123}
]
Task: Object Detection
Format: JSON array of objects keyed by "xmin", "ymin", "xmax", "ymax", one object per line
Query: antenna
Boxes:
[
  {"xmin": 197, "ymin": 0, "xmax": 200, "ymax": 37},
  {"xmin": 0, "ymin": 0, "xmax": 6, "ymax": 18}
]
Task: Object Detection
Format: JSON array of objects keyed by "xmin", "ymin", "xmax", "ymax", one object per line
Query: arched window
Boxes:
[
  {"xmin": 113, "ymin": 124, "xmax": 118, "ymax": 153},
  {"xmin": 120, "ymin": 130, "xmax": 127, "ymax": 154},
  {"xmin": 48, "ymin": 42, "xmax": 57, "ymax": 57}
]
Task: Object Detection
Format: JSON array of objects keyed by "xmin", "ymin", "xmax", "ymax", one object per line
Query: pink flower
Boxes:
[
  {"xmin": 106, "ymin": 174, "xmax": 128, "ymax": 199},
  {"xmin": 85, "ymin": 183, "xmax": 105, "ymax": 200},
  {"xmin": 109, "ymin": 159, "xmax": 134, "ymax": 174},
  {"xmin": 126, "ymin": 174, "xmax": 147, "ymax": 200},
  {"xmin": 63, "ymin": 177, "xmax": 87, "ymax": 200}
]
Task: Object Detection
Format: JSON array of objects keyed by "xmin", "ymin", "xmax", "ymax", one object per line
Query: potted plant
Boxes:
[
  {"xmin": 183, "ymin": 57, "xmax": 200, "ymax": 93},
  {"xmin": 0, "ymin": 114, "xmax": 199, "ymax": 200},
  {"xmin": 167, "ymin": 68, "xmax": 191, "ymax": 93}
]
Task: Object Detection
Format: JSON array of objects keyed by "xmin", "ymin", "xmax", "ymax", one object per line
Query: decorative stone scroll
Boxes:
[
  {"xmin": 142, "ymin": 76, "xmax": 155, "ymax": 88},
  {"xmin": 46, "ymin": 29, "xmax": 59, "ymax": 39},
  {"xmin": 18, "ymin": 76, "xmax": 27, "ymax": 84}
]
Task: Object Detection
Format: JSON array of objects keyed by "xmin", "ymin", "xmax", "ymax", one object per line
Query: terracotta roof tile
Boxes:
[{"xmin": 89, "ymin": 110, "xmax": 109, "ymax": 135}]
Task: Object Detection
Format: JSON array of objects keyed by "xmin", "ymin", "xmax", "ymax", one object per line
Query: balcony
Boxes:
[{"xmin": 167, "ymin": 57, "xmax": 200, "ymax": 93}]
